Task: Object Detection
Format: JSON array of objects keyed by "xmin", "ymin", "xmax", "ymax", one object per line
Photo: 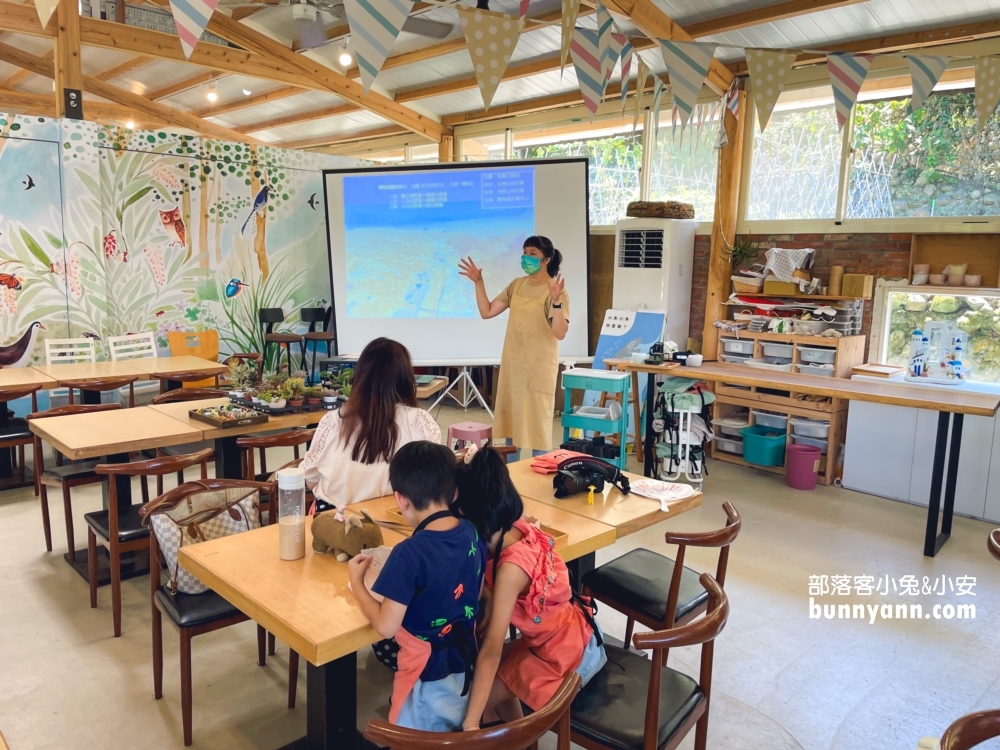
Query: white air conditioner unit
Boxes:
[{"xmin": 612, "ymin": 217, "xmax": 696, "ymax": 347}]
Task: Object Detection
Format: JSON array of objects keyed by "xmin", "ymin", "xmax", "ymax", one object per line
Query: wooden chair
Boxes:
[
  {"xmin": 236, "ymin": 429, "xmax": 315, "ymax": 514},
  {"xmin": 89, "ymin": 449, "xmax": 213, "ymax": 637},
  {"xmin": 942, "ymin": 710, "xmax": 1000, "ymax": 749},
  {"xmin": 151, "ymin": 388, "xmax": 227, "ymax": 405},
  {"xmin": 27, "ymin": 403, "xmax": 120, "ymax": 558},
  {"xmin": 365, "ymin": 673, "xmax": 580, "ymax": 750},
  {"xmin": 300, "ymin": 306, "xmax": 335, "ymax": 384},
  {"xmin": 0, "ymin": 384, "xmax": 39, "ymax": 488},
  {"xmin": 582, "ymin": 502, "xmax": 741, "ymax": 665},
  {"xmin": 152, "ymin": 369, "xmax": 221, "ymax": 394},
  {"xmin": 260, "ymin": 308, "xmax": 303, "ymax": 373},
  {"xmin": 150, "ymin": 388, "xmax": 227, "ymax": 493},
  {"xmin": 168, "ymin": 330, "xmax": 221, "ymax": 388},
  {"xmin": 569, "ymin": 573, "xmax": 730, "ymax": 750},
  {"xmin": 45, "ymin": 337, "xmax": 96, "ymax": 365},
  {"xmin": 108, "ymin": 332, "xmax": 161, "ymax": 405},
  {"xmin": 989, "ymin": 529, "xmax": 1000, "ymax": 562},
  {"xmin": 141, "ymin": 478, "xmax": 296, "ymax": 746},
  {"xmin": 63, "ymin": 376, "xmax": 139, "ymax": 408}
]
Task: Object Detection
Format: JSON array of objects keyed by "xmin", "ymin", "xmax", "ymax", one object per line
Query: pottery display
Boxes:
[
  {"xmin": 964, "ymin": 274, "xmax": 982, "ymax": 287},
  {"xmin": 947, "ymin": 273, "xmax": 965, "ymax": 286},
  {"xmin": 911, "ymin": 273, "xmax": 929, "ymax": 286},
  {"xmin": 913, "ymin": 263, "xmax": 930, "ymax": 274},
  {"xmin": 928, "ymin": 273, "xmax": 947, "ymax": 285}
]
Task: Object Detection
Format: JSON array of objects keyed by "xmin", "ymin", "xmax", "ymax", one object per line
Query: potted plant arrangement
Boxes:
[
  {"xmin": 332, "ymin": 368, "xmax": 354, "ymax": 400},
  {"xmin": 245, "ymin": 388, "xmax": 259, "ymax": 404},
  {"xmin": 283, "ymin": 377, "xmax": 306, "ymax": 408},
  {"xmin": 319, "ymin": 370, "xmax": 332, "ymax": 388},
  {"xmin": 265, "ymin": 390, "xmax": 286, "ymax": 409},
  {"xmin": 322, "ymin": 386, "xmax": 339, "ymax": 405},
  {"xmin": 303, "ymin": 386, "xmax": 323, "ymax": 406}
]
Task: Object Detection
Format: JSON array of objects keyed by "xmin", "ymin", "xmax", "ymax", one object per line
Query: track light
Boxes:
[
  {"xmin": 206, "ymin": 86, "xmax": 218, "ymax": 103},
  {"xmin": 339, "ymin": 44, "xmax": 352, "ymax": 67},
  {"xmin": 125, "ymin": 120, "xmax": 135, "ymax": 129}
]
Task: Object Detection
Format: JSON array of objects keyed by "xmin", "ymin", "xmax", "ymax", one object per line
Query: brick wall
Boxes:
[{"xmin": 689, "ymin": 233, "xmax": 913, "ymax": 343}]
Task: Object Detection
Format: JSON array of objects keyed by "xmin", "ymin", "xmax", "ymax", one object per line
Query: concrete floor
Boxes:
[{"xmin": 2, "ymin": 404, "xmax": 1000, "ymax": 749}]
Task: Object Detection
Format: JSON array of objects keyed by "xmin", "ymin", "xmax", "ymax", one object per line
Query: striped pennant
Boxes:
[
  {"xmin": 345, "ymin": 0, "xmax": 413, "ymax": 92},
  {"xmin": 596, "ymin": 2, "xmax": 614, "ymax": 88},
  {"xmin": 520, "ymin": 0, "xmax": 530, "ymax": 17},
  {"xmin": 559, "ymin": 0, "xmax": 583, "ymax": 74},
  {"xmin": 457, "ymin": 7, "xmax": 524, "ymax": 109},
  {"xmin": 571, "ymin": 27, "xmax": 604, "ymax": 119},
  {"xmin": 620, "ymin": 41, "xmax": 634, "ymax": 115},
  {"xmin": 659, "ymin": 40, "xmax": 717, "ymax": 127},
  {"xmin": 716, "ymin": 77, "xmax": 739, "ymax": 148},
  {"xmin": 827, "ymin": 53, "xmax": 874, "ymax": 129},
  {"xmin": 633, "ymin": 56, "xmax": 650, "ymax": 131},
  {"xmin": 169, "ymin": 0, "xmax": 222, "ymax": 60},
  {"xmin": 606, "ymin": 32, "xmax": 626, "ymax": 86},
  {"xmin": 905, "ymin": 55, "xmax": 948, "ymax": 113},
  {"xmin": 33, "ymin": 0, "xmax": 58, "ymax": 28},
  {"xmin": 651, "ymin": 74, "xmax": 664, "ymax": 138},
  {"xmin": 746, "ymin": 49, "xmax": 797, "ymax": 131},
  {"xmin": 975, "ymin": 56, "xmax": 1000, "ymax": 132}
]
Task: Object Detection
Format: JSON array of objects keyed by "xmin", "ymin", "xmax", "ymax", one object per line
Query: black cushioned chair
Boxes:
[
  {"xmin": 569, "ymin": 573, "xmax": 729, "ymax": 750},
  {"xmin": 300, "ymin": 306, "xmax": 336, "ymax": 384},
  {"xmin": 582, "ymin": 502, "xmax": 740, "ymax": 665},
  {"xmin": 259, "ymin": 308, "xmax": 303, "ymax": 374}
]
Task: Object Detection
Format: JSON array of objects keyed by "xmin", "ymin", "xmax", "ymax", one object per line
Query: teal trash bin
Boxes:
[{"xmin": 739, "ymin": 425, "xmax": 786, "ymax": 467}]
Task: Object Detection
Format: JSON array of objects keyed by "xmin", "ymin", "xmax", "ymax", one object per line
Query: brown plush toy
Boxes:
[{"xmin": 311, "ymin": 509, "xmax": 384, "ymax": 561}]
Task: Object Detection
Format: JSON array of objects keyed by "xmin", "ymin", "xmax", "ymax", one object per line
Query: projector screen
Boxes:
[{"xmin": 324, "ymin": 159, "xmax": 590, "ymax": 361}]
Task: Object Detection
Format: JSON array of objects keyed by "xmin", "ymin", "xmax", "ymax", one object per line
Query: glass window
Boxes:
[
  {"xmin": 849, "ymin": 87, "xmax": 1000, "ymax": 218},
  {"xmin": 745, "ymin": 85, "xmax": 841, "ymax": 221},
  {"xmin": 883, "ymin": 290, "xmax": 1000, "ymax": 383},
  {"xmin": 515, "ymin": 132, "xmax": 641, "ymax": 226},
  {"xmin": 648, "ymin": 112, "xmax": 719, "ymax": 221}
]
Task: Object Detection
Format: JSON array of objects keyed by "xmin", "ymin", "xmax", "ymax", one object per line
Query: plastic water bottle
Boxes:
[{"xmin": 277, "ymin": 467, "xmax": 306, "ymax": 561}]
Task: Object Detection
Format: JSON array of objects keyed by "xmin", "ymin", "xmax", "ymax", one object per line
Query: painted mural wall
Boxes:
[{"xmin": 0, "ymin": 113, "xmax": 355, "ymax": 368}]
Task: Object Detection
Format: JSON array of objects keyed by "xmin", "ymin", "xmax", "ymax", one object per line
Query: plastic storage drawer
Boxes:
[
  {"xmin": 792, "ymin": 434, "xmax": 828, "ymax": 454},
  {"xmin": 790, "ymin": 418, "xmax": 830, "ymax": 439},
  {"xmin": 795, "ymin": 363, "xmax": 835, "ymax": 377},
  {"xmin": 751, "ymin": 410, "xmax": 788, "ymax": 430},
  {"xmin": 721, "ymin": 353, "xmax": 752, "ymax": 364},
  {"xmin": 745, "ymin": 357, "xmax": 793, "ymax": 372},
  {"xmin": 798, "ymin": 346, "xmax": 837, "ymax": 364},
  {"xmin": 712, "ymin": 416, "xmax": 749, "ymax": 436},
  {"xmin": 721, "ymin": 337, "xmax": 755, "ymax": 355},
  {"xmin": 715, "ymin": 436, "xmax": 744, "ymax": 455},
  {"xmin": 761, "ymin": 342, "xmax": 794, "ymax": 358}
]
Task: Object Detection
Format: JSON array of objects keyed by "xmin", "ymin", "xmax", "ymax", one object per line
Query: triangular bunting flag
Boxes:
[
  {"xmin": 169, "ymin": 0, "xmax": 222, "ymax": 60},
  {"xmin": 457, "ymin": 7, "xmax": 524, "ymax": 109},
  {"xmin": 659, "ymin": 40, "xmax": 716, "ymax": 127},
  {"xmin": 606, "ymin": 32, "xmax": 626, "ymax": 86},
  {"xmin": 571, "ymin": 27, "xmax": 604, "ymax": 119},
  {"xmin": 345, "ymin": 0, "xmax": 412, "ymax": 92},
  {"xmin": 633, "ymin": 56, "xmax": 650, "ymax": 131},
  {"xmin": 520, "ymin": 0, "xmax": 530, "ymax": 17},
  {"xmin": 596, "ymin": 2, "xmax": 613, "ymax": 87},
  {"xmin": 725, "ymin": 76, "xmax": 739, "ymax": 120},
  {"xmin": 33, "ymin": 0, "xmax": 58, "ymax": 28},
  {"xmin": 620, "ymin": 41, "xmax": 634, "ymax": 115},
  {"xmin": 905, "ymin": 55, "xmax": 948, "ymax": 113},
  {"xmin": 651, "ymin": 75, "xmax": 665, "ymax": 138},
  {"xmin": 559, "ymin": 0, "xmax": 583, "ymax": 74},
  {"xmin": 827, "ymin": 53, "xmax": 874, "ymax": 129},
  {"xmin": 745, "ymin": 49, "xmax": 797, "ymax": 131},
  {"xmin": 975, "ymin": 56, "xmax": 1000, "ymax": 131}
]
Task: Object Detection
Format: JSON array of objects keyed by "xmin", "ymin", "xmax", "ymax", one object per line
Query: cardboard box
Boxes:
[
  {"xmin": 762, "ymin": 277, "xmax": 799, "ymax": 295},
  {"xmin": 841, "ymin": 274, "xmax": 874, "ymax": 299}
]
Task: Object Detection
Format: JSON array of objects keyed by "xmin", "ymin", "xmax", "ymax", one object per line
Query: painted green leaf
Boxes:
[{"xmin": 20, "ymin": 229, "xmax": 50, "ymax": 267}]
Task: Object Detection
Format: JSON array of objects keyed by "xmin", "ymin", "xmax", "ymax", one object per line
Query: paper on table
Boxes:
[
  {"xmin": 630, "ymin": 479, "xmax": 696, "ymax": 510},
  {"xmin": 347, "ymin": 546, "xmax": 393, "ymax": 603}
]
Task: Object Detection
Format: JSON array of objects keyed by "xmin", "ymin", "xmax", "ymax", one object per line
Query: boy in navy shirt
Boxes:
[{"xmin": 349, "ymin": 441, "xmax": 487, "ymax": 731}]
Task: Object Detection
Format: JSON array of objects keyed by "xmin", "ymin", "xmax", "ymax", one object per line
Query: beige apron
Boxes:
[{"xmin": 493, "ymin": 278, "xmax": 562, "ymax": 451}]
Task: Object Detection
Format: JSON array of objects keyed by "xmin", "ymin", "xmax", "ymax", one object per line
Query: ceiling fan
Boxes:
[{"xmin": 243, "ymin": 0, "xmax": 455, "ymax": 49}]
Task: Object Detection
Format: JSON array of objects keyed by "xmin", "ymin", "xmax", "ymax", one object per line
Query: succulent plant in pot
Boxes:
[
  {"xmin": 303, "ymin": 386, "xmax": 323, "ymax": 405},
  {"xmin": 322, "ymin": 386, "xmax": 339, "ymax": 403},
  {"xmin": 282, "ymin": 377, "xmax": 306, "ymax": 407}
]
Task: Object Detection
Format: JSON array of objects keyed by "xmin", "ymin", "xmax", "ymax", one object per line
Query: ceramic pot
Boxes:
[
  {"xmin": 269, "ymin": 398, "xmax": 286, "ymax": 409},
  {"xmin": 231, "ymin": 390, "xmax": 244, "ymax": 399},
  {"xmin": 964, "ymin": 274, "xmax": 982, "ymax": 287},
  {"xmin": 913, "ymin": 263, "xmax": 930, "ymax": 274},
  {"xmin": 305, "ymin": 397, "xmax": 321, "ymax": 405},
  {"xmin": 322, "ymin": 396, "xmax": 337, "ymax": 403},
  {"xmin": 947, "ymin": 273, "xmax": 964, "ymax": 286},
  {"xmin": 928, "ymin": 273, "xmax": 947, "ymax": 285},
  {"xmin": 911, "ymin": 274, "xmax": 929, "ymax": 286},
  {"xmin": 287, "ymin": 398, "xmax": 304, "ymax": 407}
]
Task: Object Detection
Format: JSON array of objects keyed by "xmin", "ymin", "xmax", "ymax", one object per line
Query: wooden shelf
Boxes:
[{"xmin": 728, "ymin": 293, "xmax": 868, "ymax": 301}]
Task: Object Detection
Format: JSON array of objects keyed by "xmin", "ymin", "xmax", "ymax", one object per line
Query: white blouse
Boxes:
[{"xmin": 301, "ymin": 404, "xmax": 441, "ymax": 507}]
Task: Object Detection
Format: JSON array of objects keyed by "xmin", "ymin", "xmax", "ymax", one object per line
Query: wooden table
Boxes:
[
  {"xmin": 121, "ymin": 355, "xmax": 227, "ymax": 390},
  {"xmin": 415, "ymin": 376, "xmax": 448, "ymax": 400},
  {"xmin": 0, "ymin": 368, "xmax": 58, "ymax": 487},
  {"xmin": 0, "ymin": 367, "xmax": 58, "ymax": 389},
  {"xmin": 610, "ymin": 359, "xmax": 1000, "ymax": 557},
  {"xmin": 33, "ymin": 361, "xmax": 146, "ymax": 403},
  {"xmin": 149, "ymin": 398, "xmax": 324, "ymax": 479},
  {"xmin": 180, "ymin": 505, "xmax": 616, "ymax": 749}
]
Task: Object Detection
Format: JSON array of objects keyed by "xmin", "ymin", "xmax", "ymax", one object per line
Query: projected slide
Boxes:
[{"xmin": 343, "ymin": 166, "xmax": 535, "ymax": 318}]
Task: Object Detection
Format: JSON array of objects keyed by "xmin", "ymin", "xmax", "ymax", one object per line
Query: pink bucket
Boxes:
[{"xmin": 786, "ymin": 444, "xmax": 822, "ymax": 490}]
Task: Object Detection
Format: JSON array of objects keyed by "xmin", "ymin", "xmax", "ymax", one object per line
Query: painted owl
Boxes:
[{"xmin": 159, "ymin": 206, "xmax": 186, "ymax": 248}]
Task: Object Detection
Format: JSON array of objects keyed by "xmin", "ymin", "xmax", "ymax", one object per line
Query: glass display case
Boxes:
[{"xmin": 882, "ymin": 288, "xmax": 1000, "ymax": 383}]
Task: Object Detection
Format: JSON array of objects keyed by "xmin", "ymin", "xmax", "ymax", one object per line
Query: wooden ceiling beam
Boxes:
[
  {"xmin": 684, "ymin": 0, "xmax": 869, "ymax": 38},
  {"xmin": 0, "ymin": 86, "xmax": 170, "ymax": 125},
  {"xmin": 235, "ymin": 102, "xmax": 360, "ymax": 134},
  {"xmin": 93, "ymin": 54, "xmax": 151, "ymax": 82},
  {"xmin": 231, "ymin": 5, "xmax": 268, "ymax": 21},
  {"xmin": 148, "ymin": 70, "xmax": 227, "ymax": 100},
  {"xmin": 0, "ymin": 42, "xmax": 265, "ymax": 143},
  {"xmin": 0, "ymin": 49, "xmax": 50, "ymax": 88},
  {"xmin": 278, "ymin": 125, "xmax": 407, "ymax": 149},
  {"xmin": 191, "ymin": 85, "xmax": 301, "ymax": 117},
  {"xmin": 53, "ymin": 0, "xmax": 82, "ymax": 117},
  {"xmin": 205, "ymin": 12, "xmax": 448, "ymax": 140}
]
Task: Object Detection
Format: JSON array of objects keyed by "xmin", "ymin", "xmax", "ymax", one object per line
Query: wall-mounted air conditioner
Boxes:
[{"xmin": 612, "ymin": 218, "xmax": 696, "ymax": 346}]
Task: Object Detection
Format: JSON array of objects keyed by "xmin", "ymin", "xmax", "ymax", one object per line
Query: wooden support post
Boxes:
[
  {"xmin": 438, "ymin": 134, "xmax": 454, "ymax": 163},
  {"xmin": 54, "ymin": 0, "xmax": 82, "ymax": 118},
  {"xmin": 701, "ymin": 87, "xmax": 746, "ymax": 360}
]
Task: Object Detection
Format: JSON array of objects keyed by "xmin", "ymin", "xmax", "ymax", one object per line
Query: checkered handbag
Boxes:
[{"xmin": 148, "ymin": 485, "xmax": 261, "ymax": 595}]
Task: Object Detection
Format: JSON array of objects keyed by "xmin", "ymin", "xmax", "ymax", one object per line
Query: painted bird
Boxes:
[
  {"xmin": 22, "ymin": 175, "xmax": 34, "ymax": 190},
  {"xmin": 81, "ymin": 331, "xmax": 101, "ymax": 340},
  {"xmin": 241, "ymin": 185, "xmax": 271, "ymax": 235},
  {"xmin": 159, "ymin": 206, "xmax": 186, "ymax": 249},
  {"xmin": 307, "ymin": 193, "xmax": 318, "ymax": 210},
  {"xmin": 225, "ymin": 278, "xmax": 249, "ymax": 298},
  {"xmin": 0, "ymin": 322, "xmax": 44, "ymax": 368}
]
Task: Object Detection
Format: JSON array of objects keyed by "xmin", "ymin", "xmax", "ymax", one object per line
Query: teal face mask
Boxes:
[{"xmin": 521, "ymin": 254, "xmax": 542, "ymax": 275}]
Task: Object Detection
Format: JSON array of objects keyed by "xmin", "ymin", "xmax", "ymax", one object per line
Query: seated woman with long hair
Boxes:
[{"xmin": 302, "ymin": 337, "xmax": 440, "ymax": 511}]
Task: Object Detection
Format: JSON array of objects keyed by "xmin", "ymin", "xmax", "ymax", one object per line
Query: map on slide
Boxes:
[{"xmin": 343, "ymin": 166, "xmax": 535, "ymax": 318}]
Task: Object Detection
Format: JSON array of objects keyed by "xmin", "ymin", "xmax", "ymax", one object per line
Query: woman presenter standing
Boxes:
[{"xmin": 458, "ymin": 236, "xmax": 568, "ymax": 454}]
